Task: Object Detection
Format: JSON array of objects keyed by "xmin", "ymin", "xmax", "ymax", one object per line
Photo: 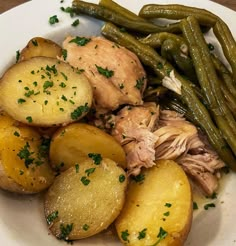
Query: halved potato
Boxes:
[
  {"xmin": 0, "ymin": 125, "xmax": 54, "ymax": 194},
  {"xmin": 115, "ymin": 160, "xmax": 192, "ymax": 246},
  {"xmin": 0, "ymin": 57, "xmax": 93, "ymax": 126},
  {"xmin": 50, "ymin": 123, "xmax": 126, "ymax": 171},
  {"xmin": 19, "ymin": 37, "xmax": 62, "ymax": 61},
  {"xmin": 44, "ymin": 158, "xmax": 127, "ymax": 240}
]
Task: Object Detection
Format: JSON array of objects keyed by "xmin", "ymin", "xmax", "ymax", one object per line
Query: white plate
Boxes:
[{"xmin": 0, "ymin": 0, "xmax": 236, "ymax": 245}]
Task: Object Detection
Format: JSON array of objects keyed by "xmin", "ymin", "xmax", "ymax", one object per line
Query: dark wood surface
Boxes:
[{"xmin": 0, "ymin": 0, "xmax": 236, "ymax": 14}]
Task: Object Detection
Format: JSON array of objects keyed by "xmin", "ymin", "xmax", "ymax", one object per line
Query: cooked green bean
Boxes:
[
  {"xmin": 72, "ymin": 0, "xmax": 181, "ymax": 33},
  {"xmin": 221, "ymin": 83, "xmax": 236, "ymax": 119},
  {"xmin": 181, "ymin": 16, "xmax": 236, "ymax": 155},
  {"xmin": 139, "ymin": 4, "xmax": 217, "ymax": 27},
  {"xmin": 161, "ymin": 39, "xmax": 197, "ymax": 82},
  {"xmin": 213, "ymin": 20, "xmax": 236, "ymax": 84},
  {"xmin": 101, "ymin": 22, "xmax": 236, "ymax": 170}
]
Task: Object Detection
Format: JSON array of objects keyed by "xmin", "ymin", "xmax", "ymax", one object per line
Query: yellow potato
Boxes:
[
  {"xmin": 0, "ymin": 125, "xmax": 54, "ymax": 194},
  {"xmin": 115, "ymin": 160, "xmax": 192, "ymax": 246},
  {"xmin": 50, "ymin": 123, "xmax": 126, "ymax": 171},
  {"xmin": 44, "ymin": 158, "xmax": 127, "ymax": 240},
  {"xmin": 0, "ymin": 57, "xmax": 93, "ymax": 126},
  {"xmin": 19, "ymin": 37, "xmax": 62, "ymax": 61}
]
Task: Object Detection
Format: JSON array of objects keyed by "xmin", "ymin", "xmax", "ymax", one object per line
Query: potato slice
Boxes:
[
  {"xmin": 0, "ymin": 57, "xmax": 93, "ymax": 126},
  {"xmin": 50, "ymin": 123, "xmax": 126, "ymax": 171},
  {"xmin": 115, "ymin": 160, "xmax": 192, "ymax": 246},
  {"xmin": 0, "ymin": 125, "xmax": 54, "ymax": 194},
  {"xmin": 44, "ymin": 158, "xmax": 127, "ymax": 240},
  {"xmin": 19, "ymin": 37, "xmax": 62, "ymax": 61}
]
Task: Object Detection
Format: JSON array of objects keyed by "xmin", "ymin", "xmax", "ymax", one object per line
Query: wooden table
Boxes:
[{"xmin": 0, "ymin": 0, "xmax": 236, "ymax": 13}]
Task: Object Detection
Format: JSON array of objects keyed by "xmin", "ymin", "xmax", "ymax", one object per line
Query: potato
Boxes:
[
  {"xmin": 19, "ymin": 37, "xmax": 62, "ymax": 61},
  {"xmin": 0, "ymin": 57, "xmax": 93, "ymax": 126},
  {"xmin": 0, "ymin": 124, "xmax": 55, "ymax": 194},
  {"xmin": 50, "ymin": 123, "xmax": 126, "ymax": 171},
  {"xmin": 44, "ymin": 158, "xmax": 127, "ymax": 240},
  {"xmin": 115, "ymin": 160, "xmax": 192, "ymax": 246}
]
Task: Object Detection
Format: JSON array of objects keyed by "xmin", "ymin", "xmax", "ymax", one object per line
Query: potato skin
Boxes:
[
  {"xmin": 44, "ymin": 158, "xmax": 127, "ymax": 240},
  {"xmin": 50, "ymin": 123, "xmax": 126, "ymax": 171},
  {"xmin": 0, "ymin": 57, "xmax": 93, "ymax": 126},
  {"xmin": 115, "ymin": 160, "xmax": 192, "ymax": 246},
  {"xmin": 19, "ymin": 37, "xmax": 62, "ymax": 61}
]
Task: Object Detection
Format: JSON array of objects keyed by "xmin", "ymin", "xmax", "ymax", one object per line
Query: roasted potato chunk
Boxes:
[
  {"xmin": 0, "ymin": 57, "xmax": 93, "ymax": 126},
  {"xmin": 50, "ymin": 123, "xmax": 126, "ymax": 171},
  {"xmin": 115, "ymin": 160, "xmax": 192, "ymax": 246},
  {"xmin": 44, "ymin": 158, "xmax": 127, "ymax": 240},
  {"xmin": 19, "ymin": 37, "xmax": 62, "ymax": 61},
  {"xmin": 0, "ymin": 123, "xmax": 54, "ymax": 194}
]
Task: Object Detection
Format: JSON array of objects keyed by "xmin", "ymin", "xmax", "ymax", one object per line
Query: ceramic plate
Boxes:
[{"xmin": 0, "ymin": 0, "xmax": 236, "ymax": 245}]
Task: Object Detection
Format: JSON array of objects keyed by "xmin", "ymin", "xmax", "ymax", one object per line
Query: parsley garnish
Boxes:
[
  {"xmin": 60, "ymin": 6, "xmax": 75, "ymax": 17},
  {"xmin": 32, "ymin": 39, "xmax": 38, "ymax": 46},
  {"xmin": 204, "ymin": 203, "xmax": 216, "ymax": 210},
  {"xmin": 43, "ymin": 81, "xmax": 54, "ymax": 90},
  {"xmin": 193, "ymin": 201, "xmax": 198, "ymax": 210},
  {"xmin": 88, "ymin": 153, "xmax": 102, "ymax": 165},
  {"xmin": 69, "ymin": 36, "xmax": 91, "ymax": 46},
  {"xmin": 46, "ymin": 211, "xmax": 59, "ymax": 225},
  {"xmin": 138, "ymin": 228, "xmax": 147, "ymax": 240},
  {"xmin": 150, "ymin": 227, "xmax": 168, "ymax": 246},
  {"xmin": 60, "ymin": 72, "xmax": 68, "ymax": 81},
  {"xmin": 26, "ymin": 116, "xmax": 33, "ymax": 123},
  {"xmin": 119, "ymin": 174, "xmax": 126, "ymax": 183},
  {"xmin": 19, "ymin": 170, "xmax": 24, "ymax": 175},
  {"xmin": 95, "ymin": 64, "xmax": 114, "ymax": 78},
  {"xmin": 82, "ymin": 224, "xmax": 89, "ymax": 231},
  {"xmin": 132, "ymin": 174, "xmax": 145, "ymax": 183},
  {"xmin": 14, "ymin": 131, "xmax": 20, "ymax": 137},
  {"xmin": 18, "ymin": 98, "xmax": 26, "ymax": 104},
  {"xmin": 70, "ymin": 103, "xmax": 89, "ymax": 120},
  {"xmin": 61, "ymin": 95, "xmax": 67, "ymax": 101},
  {"xmin": 59, "ymin": 82, "xmax": 66, "ymax": 88},
  {"xmin": 24, "ymin": 89, "xmax": 34, "ymax": 97},
  {"xmin": 135, "ymin": 77, "xmax": 145, "ymax": 90},
  {"xmin": 17, "ymin": 142, "xmax": 34, "ymax": 168},
  {"xmin": 75, "ymin": 164, "xmax": 79, "ymax": 173},
  {"xmin": 72, "ymin": 19, "xmax": 80, "ymax": 27},
  {"xmin": 85, "ymin": 168, "xmax": 95, "ymax": 176},
  {"xmin": 121, "ymin": 230, "xmax": 129, "ymax": 242},
  {"xmin": 59, "ymin": 223, "xmax": 73, "ymax": 242},
  {"xmin": 49, "ymin": 15, "xmax": 59, "ymax": 25},
  {"xmin": 81, "ymin": 176, "xmax": 90, "ymax": 186},
  {"xmin": 165, "ymin": 203, "xmax": 172, "ymax": 208},
  {"xmin": 163, "ymin": 211, "xmax": 170, "ymax": 216},
  {"xmin": 62, "ymin": 49, "xmax": 67, "ymax": 60},
  {"xmin": 16, "ymin": 50, "xmax": 20, "ymax": 62}
]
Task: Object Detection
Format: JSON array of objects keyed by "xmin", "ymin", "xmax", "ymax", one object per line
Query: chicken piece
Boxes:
[
  {"xmin": 112, "ymin": 103, "xmax": 159, "ymax": 175},
  {"xmin": 62, "ymin": 36, "xmax": 147, "ymax": 112}
]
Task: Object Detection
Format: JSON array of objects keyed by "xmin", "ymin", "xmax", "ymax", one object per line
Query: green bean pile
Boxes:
[{"xmin": 72, "ymin": 0, "xmax": 236, "ymax": 171}]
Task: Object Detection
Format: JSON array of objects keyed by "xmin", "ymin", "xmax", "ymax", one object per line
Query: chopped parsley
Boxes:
[
  {"xmin": 119, "ymin": 174, "xmax": 126, "ymax": 183},
  {"xmin": 157, "ymin": 62, "xmax": 163, "ymax": 69},
  {"xmin": 60, "ymin": 6, "xmax": 75, "ymax": 17},
  {"xmin": 163, "ymin": 211, "xmax": 170, "ymax": 216},
  {"xmin": 81, "ymin": 176, "xmax": 90, "ymax": 186},
  {"xmin": 121, "ymin": 229, "xmax": 129, "ymax": 242},
  {"xmin": 85, "ymin": 167, "xmax": 95, "ymax": 176},
  {"xmin": 14, "ymin": 131, "xmax": 20, "ymax": 137},
  {"xmin": 26, "ymin": 116, "xmax": 33, "ymax": 123},
  {"xmin": 165, "ymin": 203, "xmax": 172, "ymax": 208},
  {"xmin": 204, "ymin": 203, "xmax": 216, "ymax": 210},
  {"xmin": 60, "ymin": 72, "xmax": 68, "ymax": 81},
  {"xmin": 24, "ymin": 89, "xmax": 34, "ymax": 97},
  {"xmin": 43, "ymin": 81, "xmax": 54, "ymax": 90},
  {"xmin": 59, "ymin": 82, "xmax": 66, "ymax": 88},
  {"xmin": 16, "ymin": 50, "xmax": 20, "ymax": 62},
  {"xmin": 193, "ymin": 201, "xmax": 198, "ymax": 210},
  {"xmin": 70, "ymin": 103, "xmax": 89, "ymax": 120},
  {"xmin": 82, "ymin": 224, "xmax": 89, "ymax": 231},
  {"xmin": 17, "ymin": 142, "xmax": 34, "ymax": 168},
  {"xmin": 32, "ymin": 39, "xmax": 38, "ymax": 46},
  {"xmin": 61, "ymin": 95, "xmax": 67, "ymax": 101},
  {"xmin": 135, "ymin": 77, "xmax": 145, "ymax": 90},
  {"xmin": 19, "ymin": 170, "xmax": 24, "ymax": 175},
  {"xmin": 69, "ymin": 36, "xmax": 91, "ymax": 46},
  {"xmin": 75, "ymin": 164, "xmax": 79, "ymax": 173},
  {"xmin": 46, "ymin": 211, "xmax": 59, "ymax": 225},
  {"xmin": 88, "ymin": 153, "xmax": 102, "ymax": 165},
  {"xmin": 18, "ymin": 98, "xmax": 26, "ymax": 104},
  {"xmin": 71, "ymin": 19, "xmax": 80, "ymax": 27},
  {"xmin": 49, "ymin": 15, "xmax": 59, "ymax": 25},
  {"xmin": 59, "ymin": 223, "xmax": 73, "ymax": 242},
  {"xmin": 138, "ymin": 228, "xmax": 147, "ymax": 240},
  {"xmin": 95, "ymin": 64, "xmax": 114, "ymax": 78},
  {"xmin": 62, "ymin": 49, "xmax": 67, "ymax": 60},
  {"xmin": 132, "ymin": 174, "xmax": 145, "ymax": 183}
]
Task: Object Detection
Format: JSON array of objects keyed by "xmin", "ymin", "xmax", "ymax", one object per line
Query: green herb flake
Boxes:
[
  {"xmin": 62, "ymin": 49, "xmax": 67, "ymax": 60},
  {"xmin": 43, "ymin": 81, "xmax": 54, "ymax": 90},
  {"xmin": 88, "ymin": 153, "xmax": 102, "ymax": 165},
  {"xmin": 135, "ymin": 77, "xmax": 145, "ymax": 90},
  {"xmin": 208, "ymin": 43, "xmax": 215, "ymax": 51},
  {"xmin": 72, "ymin": 19, "xmax": 80, "ymax": 27},
  {"xmin": 71, "ymin": 103, "xmax": 89, "ymax": 120},
  {"xmin": 69, "ymin": 99, "xmax": 75, "ymax": 105},
  {"xmin": 59, "ymin": 108, "xmax": 64, "ymax": 112},
  {"xmin": 59, "ymin": 82, "xmax": 66, "ymax": 88},
  {"xmin": 81, "ymin": 176, "xmax": 90, "ymax": 186},
  {"xmin": 61, "ymin": 95, "xmax": 67, "ymax": 101},
  {"xmin": 82, "ymin": 224, "xmax": 89, "ymax": 231},
  {"xmin": 18, "ymin": 79, "xmax": 22, "ymax": 83},
  {"xmin": 32, "ymin": 39, "xmax": 38, "ymax": 46},
  {"xmin": 119, "ymin": 174, "xmax": 126, "ymax": 183},
  {"xmin": 157, "ymin": 62, "xmax": 163, "ymax": 69},
  {"xmin": 165, "ymin": 203, "xmax": 172, "ymax": 208},
  {"xmin": 24, "ymin": 90, "xmax": 34, "ymax": 97},
  {"xmin": 75, "ymin": 164, "xmax": 79, "ymax": 173},
  {"xmin": 138, "ymin": 228, "xmax": 147, "ymax": 240},
  {"xmin": 31, "ymin": 70, "xmax": 35, "ymax": 74},
  {"xmin": 163, "ymin": 211, "xmax": 170, "ymax": 216},
  {"xmin": 121, "ymin": 229, "xmax": 129, "ymax": 242},
  {"xmin": 49, "ymin": 15, "xmax": 59, "ymax": 25},
  {"xmin": 46, "ymin": 211, "xmax": 59, "ymax": 225},
  {"xmin": 18, "ymin": 98, "xmax": 26, "ymax": 104},
  {"xmin": 95, "ymin": 64, "xmax": 114, "ymax": 78},
  {"xmin": 17, "ymin": 142, "xmax": 34, "ymax": 168},
  {"xmin": 60, "ymin": 72, "xmax": 68, "ymax": 81},
  {"xmin": 69, "ymin": 36, "xmax": 91, "ymax": 46},
  {"xmin": 33, "ymin": 81, "xmax": 38, "ymax": 87},
  {"xmin": 16, "ymin": 50, "xmax": 20, "ymax": 62},
  {"xmin": 19, "ymin": 170, "xmax": 24, "ymax": 175},
  {"xmin": 193, "ymin": 201, "xmax": 198, "ymax": 210},
  {"xmin": 26, "ymin": 116, "xmax": 33, "ymax": 123},
  {"xmin": 132, "ymin": 174, "xmax": 145, "ymax": 183},
  {"xmin": 60, "ymin": 6, "xmax": 75, "ymax": 17},
  {"xmin": 14, "ymin": 131, "xmax": 20, "ymax": 137},
  {"xmin": 204, "ymin": 203, "xmax": 216, "ymax": 210},
  {"xmin": 85, "ymin": 167, "xmax": 95, "ymax": 176},
  {"xmin": 44, "ymin": 100, "xmax": 48, "ymax": 105},
  {"xmin": 59, "ymin": 223, "xmax": 73, "ymax": 242}
]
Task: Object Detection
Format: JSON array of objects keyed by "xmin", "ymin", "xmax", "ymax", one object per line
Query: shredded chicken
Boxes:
[
  {"xmin": 111, "ymin": 103, "xmax": 159, "ymax": 175},
  {"xmin": 62, "ymin": 36, "xmax": 147, "ymax": 112}
]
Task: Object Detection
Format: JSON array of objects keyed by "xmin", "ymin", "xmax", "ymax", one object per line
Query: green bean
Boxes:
[
  {"xmin": 181, "ymin": 16, "xmax": 236, "ymax": 155},
  {"xmin": 211, "ymin": 55, "xmax": 236, "ymax": 98},
  {"xmin": 221, "ymin": 83, "xmax": 236, "ymax": 119},
  {"xmin": 213, "ymin": 20, "xmax": 236, "ymax": 84},
  {"xmin": 138, "ymin": 32, "xmax": 188, "ymax": 53},
  {"xmin": 72, "ymin": 0, "xmax": 181, "ymax": 34},
  {"xmin": 101, "ymin": 22, "xmax": 236, "ymax": 170},
  {"xmin": 139, "ymin": 4, "xmax": 217, "ymax": 27},
  {"xmin": 160, "ymin": 39, "xmax": 197, "ymax": 83}
]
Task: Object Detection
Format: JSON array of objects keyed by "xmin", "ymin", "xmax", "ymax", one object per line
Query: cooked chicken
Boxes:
[
  {"xmin": 62, "ymin": 36, "xmax": 147, "ymax": 112},
  {"xmin": 111, "ymin": 103, "xmax": 159, "ymax": 175}
]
